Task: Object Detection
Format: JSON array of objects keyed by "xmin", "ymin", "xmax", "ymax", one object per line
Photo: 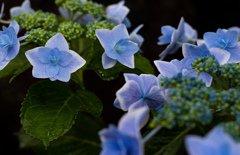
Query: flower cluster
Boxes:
[{"xmin": 57, "ymin": 21, "xmax": 84, "ymax": 40}]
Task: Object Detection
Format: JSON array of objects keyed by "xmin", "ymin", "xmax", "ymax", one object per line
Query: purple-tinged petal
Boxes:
[
  {"xmin": 159, "ymin": 42, "xmax": 181, "ymax": 58},
  {"xmin": 199, "ymin": 72, "xmax": 212, "ymax": 87},
  {"xmin": 228, "ymin": 26, "xmax": 240, "ymax": 35},
  {"xmin": 0, "ymin": 47, "xmax": 9, "ymax": 62},
  {"xmin": 209, "ymin": 48, "xmax": 230, "ymax": 65},
  {"xmin": 58, "ymin": 50, "xmax": 73, "ymax": 66},
  {"xmin": 102, "ymin": 52, "xmax": 117, "ymax": 69},
  {"xmin": 171, "ymin": 59, "xmax": 184, "ymax": 72},
  {"xmin": 9, "ymin": 20, "xmax": 19, "ymax": 34},
  {"xmin": 116, "ymin": 80, "xmax": 142, "ymax": 111},
  {"xmin": 183, "ymin": 43, "xmax": 211, "ymax": 58},
  {"xmin": 66, "ymin": 50, "xmax": 86, "ymax": 73},
  {"xmin": 38, "ymin": 47, "xmax": 52, "ymax": 63},
  {"xmin": 139, "ymin": 74, "xmax": 158, "ymax": 94},
  {"xmin": 225, "ymin": 43, "xmax": 240, "ymax": 63},
  {"xmin": 172, "ymin": 17, "xmax": 185, "ymax": 43},
  {"xmin": 59, "ymin": 7, "xmax": 69, "ymax": 19},
  {"xmin": 197, "ymin": 39, "xmax": 205, "ymax": 46},
  {"xmin": 113, "ymin": 98, "xmax": 121, "ymax": 109},
  {"xmin": 78, "ymin": 14, "xmax": 96, "ymax": 25},
  {"xmin": 100, "ymin": 141, "xmax": 124, "ymax": 155},
  {"xmin": 146, "ymin": 86, "xmax": 166, "ymax": 109},
  {"xmin": 5, "ymin": 41, "xmax": 20, "ymax": 60},
  {"xmin": 203, "ymin": 32, "xmax": 218, "ymax": 49},
  {"xmin": 118, "ymin": 106, "xmax": 149, "ymax": 138},
  {"xmin": 128, "ymin": 99, "xmax": 147, "ymax": 111},
  {"xmin": 54, "ymin": 66, "xmax": 71, "ymax": 82},
  {"xmin": 45, "ymin": 33, "xmax": 69, "ymax": 51},
  {"xmin": 154, "ymin": 60, "xmax": 179, "ymax": 77},
  {"xmin": 46, "ymin": 64, "xmax": 59, "ymax": 78},
  {"xmin": 32, "ymin": 61, "xmax": 48, "ymax": 78},
  {"xmin": 124, "ymin": 73, "xmax": 141, "ymax": 83}
]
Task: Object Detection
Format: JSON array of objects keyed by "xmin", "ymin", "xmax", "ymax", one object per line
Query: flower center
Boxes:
[
  {"xmin": 217, "ymin": 38, "xmax": 229, "ymax": 49},
  {"xmin": 0, "ymin": 34, "xmax": 12, "ymax": 48},
  {"xmin": 49, "ymin": 56, "xmax": 58, "ymax": 64},
  {"xmin": 114, "ymin": 39, "xmax": 129, "ymax": 53}
]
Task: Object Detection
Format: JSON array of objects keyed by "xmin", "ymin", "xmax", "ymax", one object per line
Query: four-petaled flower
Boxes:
[
  {"xmin": 0, "ymin": 20, "xmax": 28, "ymax": 70},
  {"xmin": 158, "ymin": 17, "xmax": 197, "ymax": 59},
  {"xmin": 25, "ymin": 33, "xmax": 86, "ymax": 82},
  {"xmin": 99, "ymin": 107, "xmax": 149, "ymax": 155},
  {"xmin": 114, "ymin": 73, "xmax": 166, "ymax": 111},
  {"xmin": 106, "ymin": 1, "xmax": 130, "ymax": 26},
  {"xmin": 185, "ymin": 126, "xmax": 240, "ymax": 155},
  {"xmin": 10, "ymin": 0, "xmax": 34, "ymax": 18},
  {"xmin": 96, "ymin": 24, "xmax": 139, "ymax": 69},
  {"xmin": 204, "ymin": 28, "xmax": 240, "ymax": 63}
]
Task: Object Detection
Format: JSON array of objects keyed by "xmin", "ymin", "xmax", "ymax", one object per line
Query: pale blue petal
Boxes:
[
  {"xmin": 96, "ymin": 29, "xmax": 114, "ymax": 51},
  {"xmin": 0, "ymin": 59, "xmax": 10, "ymax": 70},
  {"xmin": 32, "ymin": 61, "xmax": 48, "ymax": 78},
  {"xmin": 199, "ymin": 72, "xmax": 212, "ymax": 87},
  {"xmin": 182, "ymin": 23, "xmax": 197, "ymax": 41},
  {"xmin": 159, "ymin": 42, "xmax": 181, "ymax": 58},
  {"xmin": 111, "ymin": 24, "xmax": 129, "ymax": 44},
  {"xmin": 228, "ymin": 26, "xmax": 240, "ymax": 35},
  {"xmin": 45, "ymin": 33, "xmax": 69, "ymax": 51},
  {"xmin": 113, "ymin": 98, "xmax": 121, "ymax": 109},
  {"xmin": 130, "ymin": 34, "xmax": 144, "ymax": 47},
  {"xmin": 65, "ymin": 50, "xmax": 86, "ymax": 73},
  {"xmin": 58, "ymin": 51, "xmax": 73, "ymax": 66},
  {"xmin": 5, "ymin": 40, "xmax": 20, "ymax": 60},
  {"xmin": 203, "ymin": 32, "xmax": 218, "ymax": 49},
  {"xmin": 4, "ymin": 27, "xmax": 18, "ymax": 44},
  {"xmin": 46, "ymin": 64, "xmax": 59, "ymax": 78},
  {"xmin": 216, "ymin": 28, "xmax": 238, "ymax": 48},
  {"xmin": 38, "ymin": 47, "xmax": 52, "ymax": 63},
  {"xmin": 59, "ymin": 7, "xmax": 69, "ymax": 19},
  {"xmin": 78, "ymin": 14, "xmax": 96, "ymax": 25},
  {"xmin": 118, "ymin": 106, "xmax": 149, "ymax": 137},
  {"xmin": 10, "ymin": 7, "xmax": 24, "ymax": 18},
  {"xmin": 106, "ymin": 1, "xmax": 129, "ymax": 24},
  {"xmin": 130, "ymin": 24, "xmax": 143, "ymax": 36},
  {"xmin": 25, "ymin": 47, "xmax": 41, "ymax": 66},
  {"xmin": 0, "ymin": 47, "xmax": 8, "ymax": 61},
  {"xmin": 21, "ymin": 0, "xmax": 34, "ymax": 14},
  {"xmin": 116, "ymin": 40, "xmax": 139, "ymax": 57},
  {"xmin": 170, "ymin": 59, "xmax": 184, "ymax": 72},
  {"xmin": 116, "ymin": 80, "xmax": 142, "ymax": 111},
  {"xmin": 182, "ymin": 43, "xmax": 211, "ymax": 58},
  {"xmin": 209, "ymin": 48, "xmax": 230, "ymax": 65},
  {"xmin": 54, "ymin": 66, "xmax": 71, "ymax": 82},
  {"xmin": 181, "ymin": 58, "xmax": 195, "ymax": 69},
  {"xmin": 9, "ymin": 20, "xmax": 19, "ymax": 34},
  {"xmin": 18, "ymin": 35, "xmax": 29, "ymax": 41},
  {"xmin": 99, "ymin": 125, "xmax": 119, "ymax": 141},
  {"xmin": 154, "ymin": 60, "xmax": 179, "ymax": 77},
  {"xmin": 226, "ymin": 43, "xmax": 240, "ymax": 63},
  {"xmin": 158, "ymin": 25, "xmax": 175, "ymax": 45},
  {"xmin": 102, "ymin": 52, "xmax": 117, "ymax": 69},
  {"xmin": 139, "ymin": 74, "xmax": 158, "ymax": 94},
  {"xmin": 128, "ymin": 99, "xmax": 147, "ymax": 111},
  {"xmin": 172, "ymin": 17, "xmax": 185, "ymax": 43},
  {"xmin": 122, "ymin": 17, "xmax": 131, "ymax": 28},
  {"xmin": 117, "ymin": 55, "xmax": 134, "ymax": 68}
]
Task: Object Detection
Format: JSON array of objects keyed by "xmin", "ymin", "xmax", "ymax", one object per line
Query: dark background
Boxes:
[{"xmin": 0, "ymin": 0, "xmax": 240, "ymax": 154}]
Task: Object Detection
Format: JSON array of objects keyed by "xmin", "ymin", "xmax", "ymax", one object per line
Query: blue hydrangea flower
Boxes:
[
  {"xmin": 130, "ymin": 24, "xmax": 144, "ymax": 50},
  {"xmin": 204, "ymin": 28, "xmax": 240, "ymax": 63},
  {"xmin": 158, "ymin": 17, "xmax": 197, "ymax": 59},
  {"xmin": 0, "ymin": 20, "xmax": 28, "ymax": 70},
  {"xmin": 10, "ymin": 0, "xmax": 34, "ymax": 18},
  {"xmin": 99, "ymin": 107, "xmax": 149, "ymax": 155},
  {"xmin": 185, "ymin": 126, "xmax": 240, "ymax": 155},
  {"xmin": 106, "ymin": 1, "xmax": 129, "ymax": 26},
  {"xmin": 25, "ymin": 33, "xmax": 86, "ymax": 82},
  {"xmin": 228, "ymin": 26, "xmax": 240, "ymax": 35},
  {"xmin": 114, "ymin": 73, "xmax": 166, "ymax": 111},
  {"xmin": 96, "ymin": 24, "xmax": 139, "ymax": 69}
]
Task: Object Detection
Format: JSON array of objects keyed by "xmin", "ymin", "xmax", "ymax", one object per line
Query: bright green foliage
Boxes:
[
  {"xmin": 18, "ymin": 112, "xmax": 103, "ymax": 154},
  {"xmin": 86, "ymin": 21, "xmax": 114, "ymax": 40},
  {"xmin": 20, "ymin": 81, "xmax": 103, "ymax": 147},
  {"xmin": 14, "ymin": 10, "xmax": 58, "ymax": 30},
  {"xmin": 58, "ymin": 21, "xmax": 84, "ymax": 40},
  {"xmin": 60, "ymin": 0, "xmax": 105, "ymax": 18},
  {"xmin": 55, "ymin": 0, "xmax": 67, "ymax": 6},
  {"xmin": 191, "ymin": 55, "xmax": 220, "ymax": 75},
  {"xmin": 25, "ymin": 28, "xmax": 57, "ymax": 46}
]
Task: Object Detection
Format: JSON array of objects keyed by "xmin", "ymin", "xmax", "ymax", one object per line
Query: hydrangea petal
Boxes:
[
  {"xmin": 118, "ymin": 106, "xmax": 149, "ymax": 137},
  {"xmin": 113, "ymin": 98, "xmax": 121, "ymax": 109},
  {"xmin": 102, "ymin": 52, "xmax": 117, "ymax": 69},
  {"xmin": 116, "ymin": 40, "xmax": 139, "ymax": 57},
  {"xmin": 199, "ymin": 72, "xmax": 212, "ymax": 87},
  {"xmin": 32, "ymin": 61, "xmax": 48, "ymax": 78},
  {"xmin": 111, "ymin": 24, "xmax": 129, "ymax": 44},
  {"xmin": 95, "ymin": 29, "xmax": 114, "ymax": 51},
  {"xmin": 225, "ymin": 44, "xmax": 240, "ymax": 63},
  {"xmin": 203, "ymin": 32, "xmax": 218, "ymax": 49},
  {"xmin": 9, "ymin": 20, "xmax": 19, "ymax": 34},
  {"xmin": 154, "ymin": 60, "xmax": 179, "ymax": 78},
  {"xmin": 128, "ymin": 99, "xmax": 147, "ymax": 111},
  {"xmin": 5, "ymin": 40, "xmax": 20, "ymax": 60},
  {"xmin": 122, "ymin": 17, "xmax": 131, "ymax": 28},
  {"xmin": 157, "ymin": 25, "xmax": 175, "ymax": 45},
  {"xmin": 146, "ymin": 86, "xmax": 166, "ymax": 109},
  {"xmin": 139, "ymin": 74, "xmax": 158, "ymax": 94},
  {"xmin": 38, "ymin": 47, "xmax": 52, "ymax": 63},
  {"xmin": 0, "ymin": 59, "xmax": 10, "ymax": 70},
  {"xmin": 18, "ymin": 35, "xmax": 29, "ymax": 42},
  {"xmin": 58, "ymin": 50, "xmax": 73, "ymax": 66},
  {"xmin": 54, "ymin": 66, "xmax": 71, "ymax": 82},
  {"xmin": 116, "ymin": 80, "xmax": 142, "ymax": 111},
  {"xmin": 46, "ymin": 64, "xmax": 59, "ymax": 78},
  {"xmin": 45, "ymin": 33, "xmax": 69, "ymax": 52},
  {"xmin": 209, "ymin": 48, "xmax": 230, "ymax": 65},
  {"xmin": 183, "ymin": 43, "xmax": 211, "ymax": 58},
  {"xmin": 21, "ymin": 0, "xmax": 34, "ymax": 13},
  {"xmin": 10, "ymin": 7, "xmax": 25, "ymax": 18},
  {"xmin": 101, "ymin": 141, "xmax": 124, "ymax": 155},
  {"xmin": 25, "ymin": 47, "xmax": 41, "ymax": 66},
  {"xmin": 0, "ymin": 46, "xmax": 8, "ymax": 62},
  {"xmin": 67, "ymin": 50, "xmax": 86, "ymax": 73},
  {"xmin": 117, "ymin": 55, "xmax": 134, "ymax": 68},
  {"xmin": 216, "ymin": 28, "xmax": 238, "ymax": 48}
]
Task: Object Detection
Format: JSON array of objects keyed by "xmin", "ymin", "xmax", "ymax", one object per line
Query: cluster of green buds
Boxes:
[
  {"xmin": 57, "ymin": 21, "xmax": 84, "ymax": 41},
  {"xmin": 86, "ymin": 21, "xmax": 114, "ymax": 40},
  {"xmin": 59, "ymin": 0, "xmax": 105, "ymax": 19},
  {"xmin": 221, "ymin": 120, "xmax": 240, "ymax": 141},
  {"xmin": 191, "ymin": 55, "xmax": 220, "ymax": 75},
  {"xmin": 25, "ymin": 28, "xmax": 57, "ymax": 46},
  {"xmin": 14, "ymin": 10, "xmax": 58, "ymax": 30}
]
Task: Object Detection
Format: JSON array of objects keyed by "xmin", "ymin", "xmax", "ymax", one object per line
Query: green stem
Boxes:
[{"xmin": 0, "ymin": 19, "xmax": 11, "ymax": 24}]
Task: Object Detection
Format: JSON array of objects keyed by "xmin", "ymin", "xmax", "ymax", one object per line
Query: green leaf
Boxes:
[
  {"xmin": 133, "ymin": 52, "xmax": 155, "ymax": 75},
  {"xmin": 145, "ymin": 127, "xmax": 192, "ymax": 155},
  {"xmin": 0, "ymin": 44, "xmax": 34, "ymax": 79},
  {"xmin": 18, "ymin": 112, "xmax": 103, "ymax": 155},
  {"xmin": 21, "ymin": 81, "xmax": 103, "ymax": 147},
  {"xmin": 9, "ymin": 62, "xmax": 31, "ymax": 83},
  {"xmin": 71, "ymin": 71, "xmax": 85, "ymax": 90}
]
